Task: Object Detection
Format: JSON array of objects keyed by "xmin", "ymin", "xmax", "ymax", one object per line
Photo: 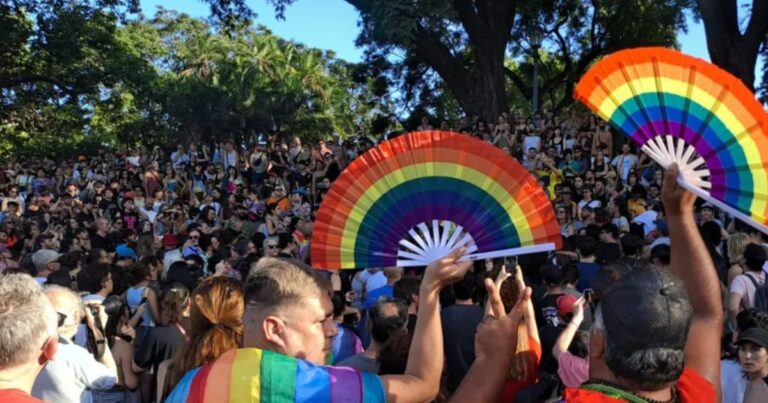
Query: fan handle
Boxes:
[{"xmin": 674, "ymin": 176, "xmax": 768, "ymax": 235}]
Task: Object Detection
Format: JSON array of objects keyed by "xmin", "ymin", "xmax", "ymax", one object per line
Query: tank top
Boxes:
[{"xmin": 126, "ymin": 286, "xmax": 155, "ymax": 327}]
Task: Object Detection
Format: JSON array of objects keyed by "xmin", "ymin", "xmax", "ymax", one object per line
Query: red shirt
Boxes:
[
  {"xmin": 0, "ymin": 389, "xmax": 44, "ymax": 403},
  {"xmin": 563, "ymin": 368, "xmax": 716, "ymax": 402},
  {"xmin": 499, "ymin": 336, "xmax": 543, "ymax": 402}
]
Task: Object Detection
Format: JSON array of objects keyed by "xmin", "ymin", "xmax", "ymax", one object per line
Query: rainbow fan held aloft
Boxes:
[
  {"xmin": 311, "ymin": 131, "xmax": 562, "ymax": 269},
  {"xmin": 575, "ymin": 47, "xmax": 768, "ymax": 234}
]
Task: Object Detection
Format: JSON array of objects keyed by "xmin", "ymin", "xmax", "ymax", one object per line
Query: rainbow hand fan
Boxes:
[
  {"xmin": 311, "ymin": 131, "xmax": 562, "ymax": 269},
  {"xmin": 575, "ymin": 47, "xmax": 768, "ymax": 233}
]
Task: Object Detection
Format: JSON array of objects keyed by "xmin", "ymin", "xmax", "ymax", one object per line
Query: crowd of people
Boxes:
[{"xmin": 0, "ymin": 108, "xmax": 766, "ymax": 402}]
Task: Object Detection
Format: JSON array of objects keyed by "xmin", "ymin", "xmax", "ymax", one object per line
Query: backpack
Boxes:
[{"xmin": 743, "ymin": 273, "xmax": 768, "ymax": 313}]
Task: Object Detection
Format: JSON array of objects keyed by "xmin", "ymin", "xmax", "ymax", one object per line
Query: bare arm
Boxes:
[
  {"xmin": 663, "ymin": 164, "xmax": 723, "ymax": 393},
  {"xmin": 381, "ymin": 248, "xmax": 472, "ymax": 403},
  {"xmin": 146, "ymin": 289, "xmax": 161, "ymax": 324},
  {"xmin": 726, "ymin": 291, "xmax": 743, "ymax": 329},
  {"xmin": 450, "ymin": 279, "xmax": 531, "ymax": 403},
  {"xmin": 744, "ymin": 377, "xmax": 768, "ymax": 403},
  {"xmin": 553, "ymin": 298, "xmax": 586, "ymax": 359}
]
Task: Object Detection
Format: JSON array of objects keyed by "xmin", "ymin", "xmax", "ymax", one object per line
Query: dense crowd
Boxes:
[{"xmin": 0, "ymin": 109, "xmax": 766, "ymax": 403}]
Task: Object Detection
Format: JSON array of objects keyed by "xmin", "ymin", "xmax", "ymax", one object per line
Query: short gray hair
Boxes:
[
  {"xmin": 44, "ymin": 285, "xmax": 84, "ymax": 339},
  {"xmin": 246, "ymin": 258, "xmax": 323, "ymax": 312},
  {"xmin": 0, "ymin": 273, "xmax": 57, "ymax": 369}
]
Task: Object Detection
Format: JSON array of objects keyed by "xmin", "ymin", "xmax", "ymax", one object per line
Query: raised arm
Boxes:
[
  {"xmin": 662, "ymin": 163, "xmax": 723, "ymax": 392},
  {"xmin": 513, "ymin": 265, "xmax": 539, "ymax": 344},
  {"xmin": 381, "ymin": 248, "xmax": 472, "ymax": 403},
  {"xmin": 553, "ymin": 297, "xmax": 586, "ymax": 359},
  {"xmin": 449, "ymin": 278, "xmax": 531, "ymax": 402}
]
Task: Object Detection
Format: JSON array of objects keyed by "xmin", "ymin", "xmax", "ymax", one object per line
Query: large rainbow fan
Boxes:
[
  {"xmin": 575, "ymin": 47, "xmax": 768, "ymax": 233},
  {"xmin": 311, "ymin": 131, "xmax": 562, "ymax": 269}
]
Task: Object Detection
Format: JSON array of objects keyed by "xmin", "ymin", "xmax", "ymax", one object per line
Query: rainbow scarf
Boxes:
[{"xmin": 165, "ymin": 348, "xmax": 387, "ymax": 403}]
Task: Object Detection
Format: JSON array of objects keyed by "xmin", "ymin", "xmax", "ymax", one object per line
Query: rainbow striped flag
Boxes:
[{"xmin": 165, "ymin": 348, "xmax": 387, "ymax": 403}]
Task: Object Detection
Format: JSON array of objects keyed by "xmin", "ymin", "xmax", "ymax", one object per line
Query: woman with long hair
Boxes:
[
  {"xmin": 122, "ymin": 261, "xmax": 161, "ymax": 344},
  {"xmin": 134, "ymin": 283, "xmax": 191, "ymax": 402},
  {"xmin": 163, "ymin": 276, "xmax": 244, "ymax": 399},
  {"xmin": 488, "ymin": 263, "xmax": 541, "ymax": 402}
]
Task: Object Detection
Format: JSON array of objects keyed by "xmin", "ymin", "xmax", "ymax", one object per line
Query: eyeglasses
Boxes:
[
  {"xmin": 190, "ymin": 235, "xmax": 199, "ymax": 240},
  {"xmin": 267, "ymin": 244, "xmax": 278, "ymax": 249}
]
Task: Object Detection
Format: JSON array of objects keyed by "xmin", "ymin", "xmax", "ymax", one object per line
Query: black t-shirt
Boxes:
[
  {"xmin": 91, "ymin": 233, "xmax": 115, "ymax": 252},
  {"xmin": 325, "ymin": 161, "xmax": 341, "ymax": 182},
  {"xmin": 134, "ymin": 324, "xmax": 185, "ymax": 375},
  {"xmin": 440, "ymin": 304, "xmax": 485, "ymax": 391},
  {"xmin": 534, "ymin": 292, "xmax": 564, "ymax": 330},
  {"xmin": 595, "ymin": 242, "xmax": 621, "ymax": 265},
  {"xmin": 539, "ymin": 323, "xmax": 566, "ymax": 374}
]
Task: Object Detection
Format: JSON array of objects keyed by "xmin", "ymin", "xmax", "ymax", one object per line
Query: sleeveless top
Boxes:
[{"xmin": 126, "ymin": 286, "xmax": 155, "ymax": 328}]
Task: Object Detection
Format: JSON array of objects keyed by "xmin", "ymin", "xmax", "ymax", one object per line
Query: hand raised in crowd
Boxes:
[
  {"xmin": 570, "ymin": 296, "xmax": 587, "ymax": 326},
  {"xmin": 478, "ymin": 277, "xmax": 531, "ymax": 360},
  {"xmin": 84, "ymin": 302, "xmax": 109, "ymax": 333},
  {"xmin": 422, "ymin": 247, "xmax": 473, "ymax": 290},
  {"xmin": 661, "ymin": 163, "xmax": 696, "ymax": 217}
]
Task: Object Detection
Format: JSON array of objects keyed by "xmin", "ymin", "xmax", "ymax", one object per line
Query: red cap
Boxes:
[{"xmin": 556, "ymin": 294, "xmax": 578, "ymax": 317}]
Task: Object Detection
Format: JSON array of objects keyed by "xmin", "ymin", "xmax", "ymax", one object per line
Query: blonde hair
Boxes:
[{"xmin": 727, "ymin": 233, "xmax": 750, "ymax": 266}]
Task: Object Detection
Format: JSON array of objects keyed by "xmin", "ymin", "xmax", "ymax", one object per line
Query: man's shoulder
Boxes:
[
  {"xmin": 167, "ymin": 348, "xmax": 386, "ymax": 403},
  {"xmin": 563, "ymin": 369, "xmax": 715, "ymax": 402}
]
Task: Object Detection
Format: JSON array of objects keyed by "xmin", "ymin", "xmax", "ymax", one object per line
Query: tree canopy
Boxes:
[
  {"xmin": 268, "ymin": 0, "xmax": 689, "ymax": 121},
  {"xmin": 0, "ymin": 2, "xmax": 393, "ymax": 157}
]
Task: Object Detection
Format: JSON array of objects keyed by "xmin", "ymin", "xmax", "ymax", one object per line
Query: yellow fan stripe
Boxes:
[
  {"xmin": 593, "ymin": 76, "xmax": 767, "ymax": 216},
  {"xmin": 339, "ymin": 162, "xmax": 535, "ymax": 265}
]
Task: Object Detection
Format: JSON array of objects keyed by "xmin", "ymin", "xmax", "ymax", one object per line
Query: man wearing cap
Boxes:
[
  {"xmin": 32, "ymin": 249, "xmax": 62, "ymax": 285},
  {"xmin": 161, "ymin": 233, "xmax": 183, "ymax": 277},
  {"xmin": 736, "ymin": 326, "xmax": 768, "ymax": 403},
  {"xmin": 454, "ymin": 164, "xmax": 722, "ymax": 402},
  {"xmin": 735, "ymin": 326, "xmax": 768, "ymax": 402}
]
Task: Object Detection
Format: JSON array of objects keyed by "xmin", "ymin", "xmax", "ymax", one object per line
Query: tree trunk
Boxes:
[
  {"xmin": 697, "ymin": 0, "xmax": 768, "ymax": 91},
  {"xmin": 470, "ymin": 52, "xmax": 509, "ymax": 121}
]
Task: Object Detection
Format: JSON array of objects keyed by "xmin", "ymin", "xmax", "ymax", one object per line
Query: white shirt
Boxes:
[
  {"xmin": 139, "ymin": 203, "xmax": 163, "ymax": 224},
  {"xmin": 170, "ymin": 151, "xmax": 189, "ymax": 167},
  {"xmin": 163, "ymin": 248, "xmax": 184, "ymax": 278},
  {"xmin": 32, "ymin": 342, "xmax": 116, "ymax": 403},
  {"xmin": 611, "ymin": 154, "xmax": 638, "ymax": 183},
  {"xmin": 632, "ymin": 210, "xmax": 658, "ymax": 236}
]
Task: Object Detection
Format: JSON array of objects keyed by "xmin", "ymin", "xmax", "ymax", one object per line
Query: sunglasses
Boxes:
[
  {"xmin": 57, "ymin": 312, "xmax": 67, "ymax": 327},
  {"xmin": 267, "ymin": 244, "xmax": 278, "ymax": 249},
  {"xmin": 190, "ymin": 235, "xmax": 199, "ymax": 240}
]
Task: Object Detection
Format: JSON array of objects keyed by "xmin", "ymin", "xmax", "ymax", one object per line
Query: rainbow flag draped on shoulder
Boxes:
[{"xmin": 165, "ymin": 348, "xmax": 387, "ymax": 403}]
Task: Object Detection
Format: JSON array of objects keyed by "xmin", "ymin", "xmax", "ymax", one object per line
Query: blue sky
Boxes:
[{"xmin": 139, "ymin": 0, "xmax": 763, "ymax": 87}]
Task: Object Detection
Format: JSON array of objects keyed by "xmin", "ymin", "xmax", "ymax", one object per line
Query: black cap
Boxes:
[
  {"xmin": 600, "ymin": 268, "xmax": 692, "ymax": 352},
  {"xmin": 736, "ymin": 327, "xmax": 768, "ymax": 348}
]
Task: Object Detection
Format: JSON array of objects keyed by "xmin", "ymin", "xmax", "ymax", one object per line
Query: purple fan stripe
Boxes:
[
  {"xmin": 633, "ymin": 120, "xmax": 725, "ymax": 199},
  {"xmin": 328, "ymin": 366, "xmax": 363, "ymax": 403}
]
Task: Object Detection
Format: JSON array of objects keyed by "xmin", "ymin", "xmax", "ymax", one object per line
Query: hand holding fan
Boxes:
[
  {"xmin": 575, "ymin": 47, "xmax": 768, "ymax": 233},
  {"xmin": 311, "ymin": 131, "xmax": 562, "ymax": 269}
]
